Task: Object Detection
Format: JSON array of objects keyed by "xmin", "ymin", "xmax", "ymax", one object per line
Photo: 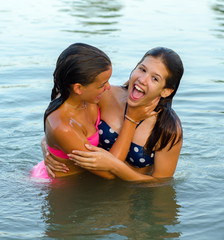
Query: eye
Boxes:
[
  {"xmin": 98, "ymin": 84, "xmax": 105, "ymax": 89},
  {"xmin": 152, "ymin": 76, "xmax": 158, "ymax": 82},
  {"xmin": 99, "ymin": 81, "xmax": 108, "ymax": 88},
  {"xmin": 139, "ymin": 66, "xmax": 146, "ymax": 72}
]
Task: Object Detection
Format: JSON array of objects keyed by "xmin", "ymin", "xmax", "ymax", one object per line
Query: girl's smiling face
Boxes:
[
  {"xmin": 127, "ymin": 56, "xmax": 173, "ymax": 107},
  {"xmin": 80, "ymin": 67, "xmax": 112, "ymax": 104}
]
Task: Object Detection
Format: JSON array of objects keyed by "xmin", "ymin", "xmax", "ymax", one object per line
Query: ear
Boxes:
[
  {"xmin": 72, "ymin": 83, "xmax": 83, "ymax": 95},
  {"xmin": 160, "ymin": 88, "xmax": 174, "ymax": 98}
]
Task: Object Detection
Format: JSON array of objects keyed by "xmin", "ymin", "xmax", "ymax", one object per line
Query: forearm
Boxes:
[
  {"xmin": 89, "ymin": 170, "xmax": 115, "ymax": 180},
  {"xmin": 108, "ymin": 98, "xmax": 159, "ymax": 161},
  {"xmin": 70, "ymin": 145, "xmax": 162, "ymax": 182},
  {"xmin": 110, "ymin": 158, "xmax": 158, "ymax": 182},
  {"xmin": 109, "ymin": 118, "xmax": 137, "ymax": 161}
]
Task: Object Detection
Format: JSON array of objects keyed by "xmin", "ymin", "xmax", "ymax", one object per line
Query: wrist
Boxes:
[
  {"xmin": 110, "ymin": 157, "xmax": 122, "ymax": 174},
  {"xmin": 124, "ymin": 114, "xmax": 140, "ymax": 125}
]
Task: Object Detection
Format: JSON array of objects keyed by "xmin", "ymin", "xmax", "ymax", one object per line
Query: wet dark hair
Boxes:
[
  {"xmin": 44, "ymin": 43, "xmax": 111, "ymax": 130},
  {"xmin": 126, "ymin": 47, "xmax": 184, "ymax": 154}
]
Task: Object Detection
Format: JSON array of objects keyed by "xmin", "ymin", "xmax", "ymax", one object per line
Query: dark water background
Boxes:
[{"xmin": 0, "ymin": 0, "xmax": 224, "ymax": 239}]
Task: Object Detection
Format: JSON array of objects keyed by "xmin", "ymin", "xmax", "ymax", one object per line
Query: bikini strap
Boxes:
[{"xmin": 124, "ymin": 103, "xmax": 143, "ymax": 128}]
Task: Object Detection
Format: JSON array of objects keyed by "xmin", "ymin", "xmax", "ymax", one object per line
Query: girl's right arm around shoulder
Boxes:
[{"xmin": 69, "ymin": 144, "xmax": 160, "ymax": 182}]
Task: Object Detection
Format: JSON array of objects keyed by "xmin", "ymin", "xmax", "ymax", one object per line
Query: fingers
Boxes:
[
  {"xmin": 68, "ymin": 151, "xmax": 94, "ymax": 160},
  {"xmin": 45, "ymin": 153, "xmax": 63, "ymax": 166},
  {"xmin": 68, "ymin": 144, "xmax": 102, "ymax": 159},
  {"xmin": 68, "ymin": 153, "xmax": 97, "ymax": 169},
  {"xmin": 74, "ymin": 160, "xmax": 96, "ymax": 170},
  {"xmin": 45, "ymin": 153, "xmax": 69, "ymax": 172},
  {"xmin": 84, "ymin": 144, "xmax": 102, "ymax": 151},
  {"xmin": 146, "ymin": 96, "xmax": 160, "ymax": 108},
  {"xmin": 143, "ymin": 97, "xmax": 160, "ymax": 117},
  {"xmin": 70, "ymin": 154, "xmax": 96, "ymax": 163},
  {"xmin": 150, "ymin": 111, "xmax": 158, "ymax": 117},
  {"xmin": 152, "ymin": 96, "xmax": 161, "ymax": 104},
  {"xmin": 46, "ymin": 160, "xmax": 69, "ymax": 173},
  {"xmin": 46, "ymin": 165, "xmax": 55, "ymax": 178},
  {"xmin": 126, "ymin": 96, "xmax": 160, "ymax": 121},
  {"xmin": 150, "ymin": 109, "xmax": 162, "ymax": 117}
]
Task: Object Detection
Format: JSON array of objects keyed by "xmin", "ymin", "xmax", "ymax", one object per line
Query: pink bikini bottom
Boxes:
[{"xmin": 30, "ymin": 160, "xmax": 49, "ymax": 179}]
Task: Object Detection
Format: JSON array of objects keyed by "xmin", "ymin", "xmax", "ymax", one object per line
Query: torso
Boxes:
[
  {"xmin": 45, "ymin": 102, "xmax": 100, "ymax": 177},
  {"xmin": 98, "ymin": 120, "xmax": 155, "ymax": 167},
  {"xmin": 99, "ymin": 85, "xmax": 157, "ymax": 174}
]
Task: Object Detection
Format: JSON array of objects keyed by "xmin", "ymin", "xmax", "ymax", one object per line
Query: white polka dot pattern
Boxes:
[
  {"xmin": 139, "ymin": 158, "xmax": 145, "ymax": 163},
  {"xmin": 109, "ymin": 128, "xmax": 114, "ymax": 133},
  {"xmin": 134, "ymin": 147, "xmax": 139, "ymax": 152},
  {"xmin": 98, "ymin": 119, "xmax": 155, "ymax": 168}
]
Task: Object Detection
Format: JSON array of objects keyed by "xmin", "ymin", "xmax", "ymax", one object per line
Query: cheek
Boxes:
[
  {"xmin": 129, "ymin": 72, "xmax": 137, "ymax": 81},
  {"xmin": 100, "ymin": 86, "xmax": 107, "ymax": 93},
  {"xmin": 93, "ymin": 88, "xmax": 104, "ymax": 98},
  {"xmin": 145, "ymin": 85, "xmax": 159, "ymax": 98}
]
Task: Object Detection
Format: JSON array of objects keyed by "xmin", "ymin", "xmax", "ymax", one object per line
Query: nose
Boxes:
[
  {"xmin": 104, "ymin": 81, "xmax": 111, "ymax": 90},
  {"xmin": 138, "ymin": 75, "xmax": 148, "ymax": 85}
]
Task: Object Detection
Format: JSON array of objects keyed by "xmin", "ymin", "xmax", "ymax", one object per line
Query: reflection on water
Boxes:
[
  {"xmin": 212, "ymin": 0, "xmax": 224, "ymax": 38},
  {"xmin": 61, "ymin": 0, "xmax": 123, "ymax": 35},
  {"xmin": 41, "ymin": 174, "xmax": 181, "ymax": 239},
  {"xmin": 1, "ymin": 0, "xmax": 224, "ymax": 239}
]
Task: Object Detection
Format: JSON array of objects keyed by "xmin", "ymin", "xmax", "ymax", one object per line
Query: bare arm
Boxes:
[
  {"xmin": 109, "ymin": 97, "xmax": 160, "ymax": 161},
  {"xmin": 113, "ymin": 138, "xmax": 183, "ymax": 181},
  {"xmin": 45, "ymin": 121, "xmax": 115, "ymax": 179},
  {"xmin": 41, "ymin": 137, "xmax": 69, "ymax": 178},
  {"xmin": 70, "ymin": 145, "xmax": 156, "ymax": 182},
  {"xmin": 43, "ymin": 97, "xmax": 160, "ymax": 177},
  {"xmin": 68, "ymin": 129, "xmax": 183, "ymax": 182},
  {"xmin": 42, "ymin": 118, "xmax": 138, "ymax": 178}
]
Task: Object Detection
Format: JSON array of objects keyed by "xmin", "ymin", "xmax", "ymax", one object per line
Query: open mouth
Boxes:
[{"xmin": 130, "ymin": 84, "xmax": 145, "ymax": 100}]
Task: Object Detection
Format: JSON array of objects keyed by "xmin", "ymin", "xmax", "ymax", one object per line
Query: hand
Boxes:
[
  {"xmin": 41, "ymin": 137, "xmax": 69, "ymax": 178},
  {"xmin": 126, "ymin": 96, "xmax": 160, "ymax": 122},
  {"xmin": 44, "ymin": 151, "xmax": 69, "ymax": 178},
  {"xmin": 68, "ymin": 144, "xmax": 116, "ymax": 171},
  {"xmin": 41, "ymin": 137, "xmax": 48, "ymax": 160}
]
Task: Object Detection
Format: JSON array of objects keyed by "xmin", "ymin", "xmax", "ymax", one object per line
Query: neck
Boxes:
[{"xmin": 65, "ymin": 95, "xmax": 87, "ymax": 111}]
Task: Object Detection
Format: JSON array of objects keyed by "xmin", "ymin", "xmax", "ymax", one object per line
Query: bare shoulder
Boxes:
[
  {"xmin": 102, "ymin": 85, "xmax": 123, "ymax": 99},
  {"xmin": 99, "ymin": 85, "xmax": 126, "ymax": 108},
  {"xmin": 45, "ymin": 110, "xmax": 84, "ymax": 144}
]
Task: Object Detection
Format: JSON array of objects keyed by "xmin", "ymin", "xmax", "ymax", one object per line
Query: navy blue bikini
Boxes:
[{"xmin": 98, "ymin": 112, "xmax": 155, "ymax": 168}]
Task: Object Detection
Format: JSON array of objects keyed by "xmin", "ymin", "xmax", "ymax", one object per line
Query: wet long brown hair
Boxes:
[
  {"xmin": 44, "ymin": 43, "xmax": 111, "ymax": 130},
  {"xmin": 125, "ymin": 47, "xmax": 184, "ymax": 154}
]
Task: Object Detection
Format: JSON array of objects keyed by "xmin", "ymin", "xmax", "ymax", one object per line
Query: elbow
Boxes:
[
  {"xmin": 92, "ymin": 170, "xmax": 116, "ymax": 180},
  {"xmin": 103, "ymin": 174, "xmax": 116, "ymax": 180}
]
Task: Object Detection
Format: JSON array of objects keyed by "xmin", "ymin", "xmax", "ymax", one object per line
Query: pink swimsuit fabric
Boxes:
[{"xmin": 30, "ymin": 107, "xmax": 100, "ymax": 179}]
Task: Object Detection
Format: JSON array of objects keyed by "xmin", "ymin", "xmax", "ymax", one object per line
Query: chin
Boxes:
[
  {"xmin": 127, "ymin": 97, "xmax": 142, "ymax": 107},
  {"xmin": 94, "ymin": 99, "xmax": 100, "ymax": 104}
]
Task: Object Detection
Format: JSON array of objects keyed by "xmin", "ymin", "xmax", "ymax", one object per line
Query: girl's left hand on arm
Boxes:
[{"xmin": 68, "ymin": 144, "xmax": 115, "ymax": 171}]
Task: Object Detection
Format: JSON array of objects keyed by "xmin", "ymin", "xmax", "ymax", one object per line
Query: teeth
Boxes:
[{"xmin": 135, "ymin": 85, "xmax": 144, "ymax": 92}]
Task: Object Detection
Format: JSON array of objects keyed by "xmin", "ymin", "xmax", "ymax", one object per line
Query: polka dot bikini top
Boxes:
[{"xmin": 98, "ymin": 120, "xmax": 155, "ymax": 168}]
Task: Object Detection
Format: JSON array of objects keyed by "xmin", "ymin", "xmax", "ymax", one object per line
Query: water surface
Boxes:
[{"xmin": 0, "ymin": 0, "xmax": 224, "ymax": 239}]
